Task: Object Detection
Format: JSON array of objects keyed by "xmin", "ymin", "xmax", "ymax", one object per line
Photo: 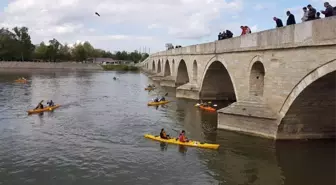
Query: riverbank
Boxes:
[
  {"xmin": 101, "ymin": 64, "xmax": 138, "ymax": 71},
  {"xmin": 0, "ymin": 61, "xmax": 102, "ymax": 70}
]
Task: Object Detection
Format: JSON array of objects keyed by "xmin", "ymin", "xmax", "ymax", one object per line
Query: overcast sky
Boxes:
[{"xmin": 0, "ymin": 0, "xmax": 333, "ymax": 53}]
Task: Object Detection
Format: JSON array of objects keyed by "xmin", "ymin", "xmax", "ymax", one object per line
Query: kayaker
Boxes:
[
  {"xmin": 159, "ymin": 96, "xmax": 165, "ymax": 101},
  {"xmin": 35, "ymin": 100, "xmax": 44, "ymax": 110},
  {"xmin": 153, "ymin": 97, "xmax": 159, "ymax": 102},
  {"xmin": 47, "ymin": 100, "xmax": 54, "ymax": 107},
  {"xmin": 179, "ymin": 130, "xmax": 189, "ymax": 142},
  {"xmin": 160, "ymin": 128, "xmax": 170, "ymax": 139}
]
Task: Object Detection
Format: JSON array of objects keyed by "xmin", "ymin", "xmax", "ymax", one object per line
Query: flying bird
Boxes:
[{"xmin": 95, "ymin": 12, "xmax": 100, "ymax": 16}]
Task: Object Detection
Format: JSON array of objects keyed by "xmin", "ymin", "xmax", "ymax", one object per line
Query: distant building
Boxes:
[{"xmin": 88, "ymin": 58, "xmax": 135, "ymax": 65}]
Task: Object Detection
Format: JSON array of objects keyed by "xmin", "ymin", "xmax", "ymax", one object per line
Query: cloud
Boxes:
[
  {"xmin": 0, "ymin": 0, "xmax": 244, "ymax": 52},
  {"xmin": 253, "ymin": 4, "xmax": 265, "ymax": 10},
  {"xmin": 250, "ymin": 25, "xmax": 258, "ymax": 32}
]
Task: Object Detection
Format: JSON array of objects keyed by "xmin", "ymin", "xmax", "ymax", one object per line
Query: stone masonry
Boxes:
[{"xmin": 138, "ymin": 17, "xmax": 336, "ymax": 140}]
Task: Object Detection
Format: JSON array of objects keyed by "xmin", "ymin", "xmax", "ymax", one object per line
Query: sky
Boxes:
[{"xmin": 0, "ymin": 0, "xmax": 334, "ymax": 53}]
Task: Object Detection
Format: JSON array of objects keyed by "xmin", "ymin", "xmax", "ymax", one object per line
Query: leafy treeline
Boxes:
[{"xmin": 0, "ymin": 26, "xmax": 149, "ymax": 62}]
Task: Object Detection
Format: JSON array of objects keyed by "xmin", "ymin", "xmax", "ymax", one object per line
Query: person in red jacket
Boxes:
[
  {"xmin": 178, "ymin": 130, "xmax": 189, "ymax": 142},
  {"xmin": 240, "ymin": 26, "xmax": 247, "ymax": 35}
]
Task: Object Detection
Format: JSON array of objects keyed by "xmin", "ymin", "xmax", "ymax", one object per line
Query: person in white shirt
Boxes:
[{"xmin": 301, "ymin": 7, "xmax": 308, "ymax": 21}]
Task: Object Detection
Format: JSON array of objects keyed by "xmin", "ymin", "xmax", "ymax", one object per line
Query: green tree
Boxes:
[
  {"xmin": 59, "ymin": 44, "xmax": 72, "ymax": 61},
  {"xmin": 0, "ymin": 28, "xmax": 19, "ymax": 60},
  {"xmin": 12, "ymin": 27, "xmax": 35, "ymax": 61},
  {"xmin": 46, "ymin": 38, "xmax": 61, "ymax": 62},
  {"xmin": 0, "ymin": 25, "xmax": 150, "ymax": 63},
  {"xmin": 33, "ymin": 42, "xmax": 48, "ymax": 60}
]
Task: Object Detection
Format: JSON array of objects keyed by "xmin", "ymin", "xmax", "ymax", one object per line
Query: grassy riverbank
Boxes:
[{"xmin": 101, "ymin": 64, "xmax": 138, "ymax": 71}]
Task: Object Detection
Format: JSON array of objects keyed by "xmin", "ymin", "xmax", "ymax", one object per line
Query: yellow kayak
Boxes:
[
  {"xmin": 27, "ymin": 104, "xmax": 60, "ymax": 114},
  {"xmin": 144, "ymin": 134, "xmax": 220, "ymax": 150},
  {"xmin": 145, "ymin": 87, "xmax": 155, "ymax": 90},
  {"xmin": 147, "ymin": 100, "xmax": 170, "ymax": 106},
  {"xmin": 15, "ymin": 79, "xmax": 27, "ymax": 83}
]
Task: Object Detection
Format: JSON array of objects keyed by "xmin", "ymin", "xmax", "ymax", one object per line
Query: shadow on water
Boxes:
[{"xmin": 275, "ymin": 139, "xmax": 336, "ymax": 185}]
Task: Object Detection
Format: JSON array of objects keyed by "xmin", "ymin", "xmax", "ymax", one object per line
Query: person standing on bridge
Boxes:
[
  {"xmin": 273, "ymin": 17, "xmax": 283, "ymax": 27},
  {"xmin": 321, "ymin": 2, "xmax": 334, "ymax": 17},
  {"xmin": 301, "ymin": 7, "xmax": 309, "ymax": 21},
  {"xmin": 307, "ymin": 4, "xmax": 317, "ymax": 20},
  {"xmin": 286, "ymin": 11, "xmax": 296, "ymax": 25}
]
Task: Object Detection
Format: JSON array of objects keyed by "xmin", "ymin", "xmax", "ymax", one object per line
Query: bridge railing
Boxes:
[{"xmin": 150, "ymin": 16, "xmax": 336, "ymax": 57}]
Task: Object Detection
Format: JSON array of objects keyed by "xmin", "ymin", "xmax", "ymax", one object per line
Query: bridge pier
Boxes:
[
  {"xmin": 217, "ymin": 97, "xmax": 279, "ymax": 139},
  {"xmin": 160, "ymin": 76, "xmax": 176, "ymax": 87},
  {"xmin": 176, "ymin": 83, "xmax": 200, "ymax": 100}
]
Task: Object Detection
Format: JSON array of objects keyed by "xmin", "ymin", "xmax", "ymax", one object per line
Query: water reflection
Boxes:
[{"xmin": 276, "ymin": 140, "xmax": 336, "ymax": 185}]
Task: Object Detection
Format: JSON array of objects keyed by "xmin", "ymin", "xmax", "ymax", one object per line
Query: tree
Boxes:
[
  {"xmin": 46, "ymin": 38, "xmax": 61, "ymax": 62},
  {"xmin": 0, "ymin": 25, "xmax": 150, "ymax": 63},
  {"xmin": 0, "ymin": 28, "xmax": 19, "ymax": 60},
  {"xmin": 59, "ymin": 44, "xmax": 71, "ymax": 61},
  {"xmin": 12, "ymin": 27, "xmax": 35, "ymax": 61},
  {"xmin": 33, "ymin": 42, "xmax": 48, "ymax": 60}
]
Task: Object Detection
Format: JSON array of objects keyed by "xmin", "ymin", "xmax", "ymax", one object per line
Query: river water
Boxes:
[{"xmin": 0, "ymin": 69, "xmax": 334, "ymax": 185}]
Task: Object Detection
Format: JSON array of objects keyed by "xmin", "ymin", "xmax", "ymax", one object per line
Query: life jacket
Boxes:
[{"xmin": 179, "ymin": 133, "xmax": 186, "ymax": 142}]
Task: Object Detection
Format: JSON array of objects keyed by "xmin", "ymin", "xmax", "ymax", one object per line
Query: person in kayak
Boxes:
[
  {"xmin": 47, "ymin": 100, "xmax": 54, "ymax": 107},
  {"xmin": 35, "ymin": 100, "xmax": 44, "ymax": 110},
  {"xmin": 158, "ymin": 96, "xmax": 165, "ymax": 101},
  {"xmin": 153, "ymin": 97, "xmax": 159, "ymax": 102},
  {"xmin": 160, "ymin": 128, "xmax": 170, "ymax": 139},
  {"xmin": 179, "ymin": 130, "xmax": 189, "ymax": 142}
]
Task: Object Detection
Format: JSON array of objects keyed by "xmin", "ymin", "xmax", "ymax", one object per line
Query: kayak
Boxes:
[
  {"xmin": 199, "ymin": 105, "xmax": 216, "ymax": 112},
  {"xmin": 144, "ymin": 134, "xmax": 220, "ymax": 150},
  {"xmin": 15, "ymin": 79, "xmax": 27, "ymax": 83},
  {"xmin": 147, "ymin": 100, "xmax": 169, "ymax": 106},
  {"xmin": 27, "ymin": 104, "xmax": 60, "ymax": 114},
  {"xmin": 145, "ymin": 87, "xmax": 155, "ymax": 90}
]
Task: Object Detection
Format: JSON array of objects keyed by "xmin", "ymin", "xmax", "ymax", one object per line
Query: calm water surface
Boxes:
[{"xmin": 0, "ymin": 69, "xmax": 334, "ymax": 185}]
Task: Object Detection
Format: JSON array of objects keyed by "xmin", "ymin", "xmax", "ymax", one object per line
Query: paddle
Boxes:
[{"xmin": 34, "ymin": 100, "xmax": 44, "ymax": 110}]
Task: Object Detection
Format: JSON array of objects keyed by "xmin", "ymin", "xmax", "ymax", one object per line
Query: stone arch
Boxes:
[
  {"xmin": 157, "ymin": 60, "xmax": 161, "ymax": 73},
  {"xmin": 200, "ymin": 60, "xmax": 236, "ymax": 101},
  {"xmin": 164, "ymin": 60, "xmax": 171, "ymax": 76},
  {"xmin": 277, "ymin": 60, "xmax": 336, "ymax": 139},
  {"xmin": 152, "ymin": 60, "xmax": 156, "ymax": 72},
  {"xmin": 193, "ymin": 60, "xmax": 198, "ymax": 83},
  {"xmin": 249, "ymin": 61, "xmax": 265, "ymax": 96},
  {"xmin": 176, "ymin": 59, "xmax": 189, "ymax": 86}
]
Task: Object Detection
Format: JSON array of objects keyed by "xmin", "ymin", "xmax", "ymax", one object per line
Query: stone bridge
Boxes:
[{"xmin": 139, "ymin": 17, "xmax": 336, "ymax": 140}]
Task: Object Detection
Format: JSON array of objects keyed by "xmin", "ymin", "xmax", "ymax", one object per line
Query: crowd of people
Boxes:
[
  {"xmin": 273, "ymin": 2, "xmax": 336, "ymax": 28},
  {"xmin": 218, "ymin": 2, "xmax": 336, "ymax": 40}
]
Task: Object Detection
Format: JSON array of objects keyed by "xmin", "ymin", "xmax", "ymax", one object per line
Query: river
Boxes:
[{"xmin": 0, "ymin": 69, "xmax": 334, "ymax": 185}]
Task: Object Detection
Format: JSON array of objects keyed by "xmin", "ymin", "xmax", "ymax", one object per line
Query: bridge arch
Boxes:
[
  {"xmin": 200, "ymin": 60, "xmax": 236, "ymax": 101},
  {"xmin": 164, "ymin": 60, "xmax": 171, "ymax": 76},
  {"xmin": 157, "ymin": 60, "xmax": 161, "ymax": 73},
  {"xmin": 278, "ymin": 60, "xmax": 336, "ymax": 139},
  {"xmin": 193, "ymin": 60, "xmax": 198, "ymax": 83},
  {"xmin": 152, "ymin": 60, "xmax": 156, "ymax": 72},
  {"xmin": 176, "ymin": 59, "xmax": 189, "ymax": 86},
  {"xmin": 249, "ymin": 61, "xmax": 265, "ymax": 96}
]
